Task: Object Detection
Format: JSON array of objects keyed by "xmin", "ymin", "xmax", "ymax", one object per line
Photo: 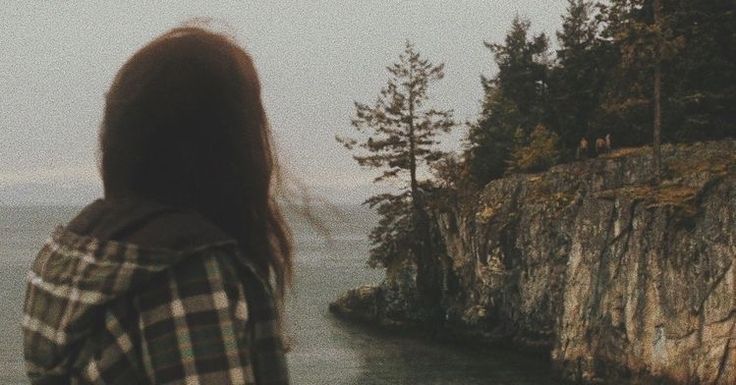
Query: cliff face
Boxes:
[{"xmin": 331, "ymin": 140, "xmax": 736, "ymax": 385}]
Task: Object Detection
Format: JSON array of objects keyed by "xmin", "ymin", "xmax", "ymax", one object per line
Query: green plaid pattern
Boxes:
[{"xmin": 23, "ymin": 221, "xmax": 289, "ymax": 385}]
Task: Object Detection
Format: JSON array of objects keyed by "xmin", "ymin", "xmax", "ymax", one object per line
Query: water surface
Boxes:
[{"xmin": 0, "ymin": 205, "xmax": 559, "ymax": 384}]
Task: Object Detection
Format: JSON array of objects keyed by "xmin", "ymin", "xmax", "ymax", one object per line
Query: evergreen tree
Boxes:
[
  {"xmin": 550, "ymin": 0, "xmax": 614, "ymax": 157},
  {"xmin": 665, "ymin": 0, "xmax": 736, "ymax": 141},
  {"xmin": 467, "ymin": 16, "xmax": 551, "ymax": 185},
  {"xmin": 598, "ymin": 0, "xmax": 685, "ymax": 179},
  {"xmin": 486, "ymin": 16, "xmax": 551, "ymax": 128},
  {"xmin": 463, "ymin": 2, "xmax": 735, "ymax": 186},
  {"xmin": 596, "ymin": 0, "xmax": 652, "ymax": 148},
  {"xmin": 336, "ymin": 41, "xmax": 454, "ymax": 306},
  {"xmin": 466, "ymin": 85, "xmax": 521, "ymax": 184}
]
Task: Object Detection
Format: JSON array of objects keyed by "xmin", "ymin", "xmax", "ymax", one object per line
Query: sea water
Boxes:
[{"xmin": 0, "ymin": 205, "xmax": 559, "ymax": 385}]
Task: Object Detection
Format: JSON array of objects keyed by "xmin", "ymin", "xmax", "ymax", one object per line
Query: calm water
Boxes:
[{"xmin": 0, "ymin": 205, "xmax": 559, "ymax": 385}]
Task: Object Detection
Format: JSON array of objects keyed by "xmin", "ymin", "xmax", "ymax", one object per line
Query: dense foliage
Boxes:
[
  {"xmin": 336, "ymin": 1, "xmax": 735, "ymax": 303},
  {"xmin": 466, "ymin": 16, "xmax": 551, "ymax": 184},
  {"xmin": 466, "ymin": 0, "xmax": 736, "ymax": 186},
  {"xmin": 507, "ymin": 124, "xmax": 562, "ymax": 174}
]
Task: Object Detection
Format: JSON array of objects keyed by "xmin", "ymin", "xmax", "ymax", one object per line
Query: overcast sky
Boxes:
[{"xmin": 1, "ymin": 1, "xmax": 568, "ymax": 205}]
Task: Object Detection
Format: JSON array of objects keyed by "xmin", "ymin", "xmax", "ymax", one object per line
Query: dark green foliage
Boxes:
[
  {"xmin": 337, "ymin": 42, "xmax": 453, "ymax": 185},
  {"xmin": 465, "ymin": 1, "xmax": 735, "ymax": 186},
  {"xmin": 363, "ymin": 192, "xmax": 414, "ymax": 269},
  {"xmin": 466, "ymin": 87, "xmax": 521, "ymax": 183},
  {"xmin": 665, "ymin": 0, "xmax": 736, "ymax": 141},
  {"xmin": 333, "ymin": 0, "xmax": 735, "ymax": 294},
  {"xmin": 507, "ymin": 124, "xmax": 562, "ymax": 174},
  {"xmin": 595, "ymin": 0, "xmax": 736, "ymax": 145},
  {"xmin": 467, "ymin": 17, "xmax": 552, "ymax": 185},
  {"xmin": 550, "ymin": 0, "xmax": 615, "ymax": 157},
  {"xmin": 486, "ymin": 17, "xmax": 551, "ymax": 124},
  {"xmin": 336, "ymin": 42, "xmax": 454, "ymax": 271},
  {"xmin": 595, "ymin": 0, "xmax": 675, "ymax": 151}
]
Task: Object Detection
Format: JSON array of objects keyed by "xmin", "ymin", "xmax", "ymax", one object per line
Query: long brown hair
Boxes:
[{"xmin": 100, "ymin": 26, "xmax": 292, "ymax": 297}]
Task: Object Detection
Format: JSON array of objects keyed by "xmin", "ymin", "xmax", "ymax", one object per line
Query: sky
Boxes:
[{"xmin": 1, "ymin": 1, "xmax": 569, "ymax": 205}]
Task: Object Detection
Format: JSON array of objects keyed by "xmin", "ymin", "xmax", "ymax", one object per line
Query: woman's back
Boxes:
[
  {"xmin": 23, "ymin": 197, "xmax": 289, "ymax": 384},
  {"xmin": 23, "ymin": 25, "xmax": 293, "ymax": 384}
]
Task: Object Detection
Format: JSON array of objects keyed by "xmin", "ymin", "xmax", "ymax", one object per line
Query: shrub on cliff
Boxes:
[{"xmin": 506, "ymin": 124, "xmax": 562, "ymax": 174}]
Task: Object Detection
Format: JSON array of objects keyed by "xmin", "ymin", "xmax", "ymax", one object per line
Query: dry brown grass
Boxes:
[
  {"xmin": 667, "ymin": 154, "xmax": 735, "ymax": 178},
  {"xmin": 602, "ymin": 146, "xmax": 648, "ymax": 159},
  {"xmin": 595, "ymin": 183, "xmax": 700, "ymax": 217},
  {"xmin": 476, "ymin": 205, "xmax": 498, "ymax": 223},
  {"xmin": 596, "ymin": 144, "xmax": 734, "ymax": 215},
  {"xmin": 646, "ymin": 185, "xmax": 700, "ymax": 207}
]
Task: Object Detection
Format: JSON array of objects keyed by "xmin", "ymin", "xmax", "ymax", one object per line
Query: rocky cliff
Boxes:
[{"xmin": 331, "ymin": 140, "xmax": 736, "ymax": 385}]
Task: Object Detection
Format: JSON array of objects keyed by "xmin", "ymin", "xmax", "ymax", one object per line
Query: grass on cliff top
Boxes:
[
  {"xmin": 601, "ymin": 146, "xmax": 648, "ymax": 159},
  {"xmin": 667, "ymin": 152, "xmax": 734, "ymax": 177},
  {"xmin": 475, "ymin": 141, "xmax": 735, "ymax": 222},
  {"xmin": 595, "ymin": 146, "xmax": 735, "ymax": 214},
  {"xmin": 595, "ymin": 184, "xmax": 699, "ymax": 209}
]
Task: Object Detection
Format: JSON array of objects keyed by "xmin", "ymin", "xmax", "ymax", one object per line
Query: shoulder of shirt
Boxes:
[{"xmin": 64, "ymin": 197, "xmax": 238, "ymax": 253}]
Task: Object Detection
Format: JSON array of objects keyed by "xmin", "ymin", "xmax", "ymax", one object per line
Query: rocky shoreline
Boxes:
[
  {"xmin": 331, "ymin": 140, "xmax": 736, "ymax": 385},
  {"xmin": 328, "ymin": 283, "xmax": 552, "ymax": 357}
]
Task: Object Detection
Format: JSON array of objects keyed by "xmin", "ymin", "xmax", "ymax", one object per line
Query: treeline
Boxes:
[
  {"xmin": 336, "ymin": 0, "xmax": 736, "ymax": 300},
  {"xmin": 466, "ymin": 0, "xmax": 736, "ymax": 186}
]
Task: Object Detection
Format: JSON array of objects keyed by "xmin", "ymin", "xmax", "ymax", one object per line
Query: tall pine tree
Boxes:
[
  {"xmin": 467, "ymin": 16, "xmax": 551, "ymax": 185},
  {"xmin": 665, "ymin": 0, "xmax": 736, "ymax": 141},
  {"xmin": 550, "ymin": 0, "xmax": 614, "ymax": 157},
  {"xmin": 336, "ymin": 41, "xmax": 454, "ymax": 308},
  {"xmin": 598, "ymin": 0, "xmax": 685, "ymax": 179}
]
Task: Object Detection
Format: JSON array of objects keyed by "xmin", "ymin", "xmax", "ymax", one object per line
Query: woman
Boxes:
[{"xmin": 22, "ymin": 26, "xmax": 292, "ymax": 385}]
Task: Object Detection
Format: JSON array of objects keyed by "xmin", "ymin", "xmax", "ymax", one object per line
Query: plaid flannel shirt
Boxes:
[{"xmin": 22, "ymin": 199, "xmax": 289, "ymax": 385}]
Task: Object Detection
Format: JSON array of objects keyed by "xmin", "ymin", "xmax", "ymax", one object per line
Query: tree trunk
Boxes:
[
  {"xmin": 407, "ymin": 78, "xmax": 442, "ymax": 324},
  {"xmin": 653, "ymin": 0, "xmax": 663, "ymax": 184}
]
